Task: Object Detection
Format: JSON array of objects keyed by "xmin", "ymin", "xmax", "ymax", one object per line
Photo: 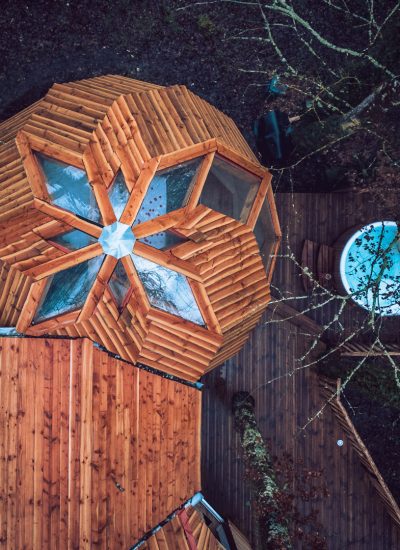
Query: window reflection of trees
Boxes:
[
  {"xmin": 344, "ymin": 222, "xmax": 400, "ymax": 316},
  {"xmin": 34, "ymin": 256, "xmax": 104, "ymax": 323},
  {"xmin": 131, "ymin": 255, "xmax": 204, "ymax": 326},
  {"xmin": 37, "ymin": 153, "xmax": 101, "ymax": 224},
  {"xmin": 133, "ymin": 158, "xmax": 203, "ymax": 225},
  {"xmin": 33, "ymin": 152, "xmax": 207, "ymax": 326}
]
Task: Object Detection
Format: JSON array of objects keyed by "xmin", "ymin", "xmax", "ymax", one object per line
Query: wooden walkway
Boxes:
[{"xmin": 201, "ymin": 192, "xmax": 400, "ymax": 549}]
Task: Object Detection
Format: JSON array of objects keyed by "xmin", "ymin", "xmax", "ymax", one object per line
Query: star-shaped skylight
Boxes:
[
  {"xmin": 24, "ymin": 145, "xmax": 278, "ymax": 336},
  {"xmin": 33, "ymin": 154, "xmax": 206, "ymax": 326}
]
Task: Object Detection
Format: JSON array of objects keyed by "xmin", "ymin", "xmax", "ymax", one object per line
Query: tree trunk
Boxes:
[
  {"xmin": 292, "ymin": 83, "xmax": 385, "ymax": 158},
  {"xmin": 232, "ymin": 392, "xmax": 292, "ymax": 549}
]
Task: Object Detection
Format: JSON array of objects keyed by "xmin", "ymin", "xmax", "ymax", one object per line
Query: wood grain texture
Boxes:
[
  {"xmin": 202, "ymin": 308, "xmax": 400, "ymax": 550},
  {"xmin": 0, "ymin": 74, "xmax": 279, "ymax": 381},
  {"xmin": 141, "ymin": 507, "xmax": 224, "ymax": 550},
  {"xmin": 0, "ymin": 337, "xmax": 201, "ymax": 549}
]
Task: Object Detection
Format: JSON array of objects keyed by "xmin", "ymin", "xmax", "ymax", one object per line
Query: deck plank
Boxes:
[{"xmin": 201, "ymin": 191, "xmax": 400, "ymax": 549}]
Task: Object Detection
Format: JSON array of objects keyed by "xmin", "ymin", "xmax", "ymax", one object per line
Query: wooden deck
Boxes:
[
  {"xmin": 273, "ymin": 191, "xmax": 400, "ymax": 340},
  {"xmin": 201, "ymin": 192, "xmax": 400, "ymax": 549}
]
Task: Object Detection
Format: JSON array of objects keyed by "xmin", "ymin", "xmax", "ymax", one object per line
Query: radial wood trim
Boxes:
[
  {"xmin": 246, "ymin": 172, "xmax": 272, "ymax": 229},
  {"xmin": 119, "ymin": 157, "xmax": 160, "ymax": 224},
  {"xmin": 78, "ymin": 255, "xmax": 118, "ymax": 322},
  {"xmin": 185, "ymin": 151, "xmax": 215, "ymax": 211},
  {"xmin": 24, "ymin": 242, "xmax": 103, "ymax": 280},
  {"xmin": 32, "ymin": 198, "xmax": 102, "ymax": 238},
  {"xmin": 157, "ymin": 139, "xmax": 218, "ymax": 170},
  {"xmin": 0, "ymin": 74, "xmax": 280, "ymax": 381},
  {"xmin": 16, "ymin": 131, "xmax": 50, "ymax": 200},
  {"xmin": 216, "ymin": 140, "xmax": 266, "ymax": 178}
]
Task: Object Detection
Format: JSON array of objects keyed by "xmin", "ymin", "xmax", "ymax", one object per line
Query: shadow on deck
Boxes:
[{"xmin": 201, "ymin": 192, "xmax": 400, "ymax": 549}]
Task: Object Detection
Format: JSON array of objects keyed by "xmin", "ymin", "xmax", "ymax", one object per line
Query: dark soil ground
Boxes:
[
  {"xmin": 0, "ymin": 0, "xmax": 271, "ymax": 147},
  {"xmin": 2, "ymin": 0, "xmax": 399, "ymax": 195}
]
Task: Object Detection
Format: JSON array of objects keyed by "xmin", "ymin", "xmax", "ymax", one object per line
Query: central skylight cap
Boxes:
[{"xmin": 99, "ymin": 222, "xmax": 136, "ymax": 259}]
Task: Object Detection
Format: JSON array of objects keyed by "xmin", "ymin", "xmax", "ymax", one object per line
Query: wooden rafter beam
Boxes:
[
  {"xmin": 185, "ymin": 151, "xmax": 215, "ymax": 210},
  {"xmin": 188, "ymin": 278, "xmax": 221, "ymax": 334},
  {"xmin": 215, "ymin": 139, "xmax": 265, "ymax": 178},
  {"xmin": 78, "ymin": 255, "xmax": 118, "ymax": 322},
  {"xmin": 21, "ymin": 131, "xmax": 85, "ymax": 168},
  {"xmin": 83, "ymin": 147, "xmax": 116, "ymax": 226},
  {"xmin": 26, "ymin": 310, "xmax": 80, "ymax": 336},
  {"xmin": 157, "ymin": 139, "xmax": 217, "ymax": 171},
  {"xmin": 119, "ymin": 157, "xmax": 160, "ymax": 225},
  {"xmin": 246, "ymin": 172, "xmax": 272, "ymax": 229},
  {"xmin": 23, "ymin": 242, "xmax": 103, "ymax": 280},
  {"xmin": 132, "ymin": 208, "xmax": 186, "ymax": 239},
  {"xmin": 15, "ymin": 278, "xmax": 48, "ymax": 332},
  {"xmin": 266, "ymin": 184, "xmax": 282, "ymax": 238},
  {"xmin": 16, "ymin": 132, "xmax": 50, "ymax": 200},
  {"xmin": 33, "ymin": 198, "xmax": 102, "ymax": 238},
  {"xmin": 133, "ymin": 241, "xmax": 202, "ymax": 282}
]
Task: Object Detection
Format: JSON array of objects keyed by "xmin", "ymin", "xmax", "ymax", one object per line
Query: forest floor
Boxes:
[
  {"xmin": 1, "ymin": 1, "xmax": 399, "ymax": 195},
  {"xmin": 2, "ymin": 0, "xmax": 398, "ymax": 194},
  {"xmin": 0, "ymin": 1, "xmax": 273, "ymax": 146}
]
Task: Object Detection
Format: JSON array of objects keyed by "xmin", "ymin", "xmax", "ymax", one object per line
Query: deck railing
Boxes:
[
  {"xmin": 319, "ymin": 375, "xmax": 400, "ymax": 527},
  {"xmin": 340, "ymin": 342, "xmax": 400, "ymax": 356}
]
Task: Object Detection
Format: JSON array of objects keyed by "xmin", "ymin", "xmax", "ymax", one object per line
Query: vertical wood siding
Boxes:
[{"xmin": 0, "ymin": 337, "xmax": 201, "ymax": 549}]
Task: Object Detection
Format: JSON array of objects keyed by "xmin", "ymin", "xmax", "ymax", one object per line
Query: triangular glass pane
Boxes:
[
  {"xmin": 33, "ymin": 255, "xmax": 105, "ymax": 324},
  {"xmin": 108, "ymin": 171, "xmax": 130, "ymax": 220},
  {"xmin": 130, "ymin": 253, "xmax": 205, "ymax": 326},
  {"xmin": 36, "ymin": 153, "xmax": 101, "ymax": 224},
  {"xmin": 133, "ymin": 157, "xmax": 203, "ymax": 225},
  {"xmin": 109, "ymin": 260, "xmax": 131, "ymax": 308},
  {"xmin": 138, "ymin": 231, "xmax": 186, "ymax": 250},
  {"xmin": 51, "ymin": 229, "xmax": 97, "ymax": 251},
  {"xmin": 199, "ymin": 155, "xmax": 261, "ymax": 223},
  {"xmin": 254, "ymin": 198, "xmax": 279, "ymax": 273}
]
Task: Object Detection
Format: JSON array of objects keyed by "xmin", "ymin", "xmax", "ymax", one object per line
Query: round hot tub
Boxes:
[{"xmin": 339, "ymin": 221, "xmax": 400, "ymax": 316}]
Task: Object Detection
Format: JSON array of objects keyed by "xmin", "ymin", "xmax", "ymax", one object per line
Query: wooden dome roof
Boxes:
[{"xmin": 0, "ymin": 75, "xmax": 281, "ymax": 381}]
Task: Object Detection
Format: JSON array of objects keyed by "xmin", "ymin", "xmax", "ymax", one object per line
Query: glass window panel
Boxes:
[
  {"xmin": 131, "ymin": 253, "xmax": 205, "ymax": 326},
  {"xmin": 33, "ymin": 255, "xmax": 104, "ymax": 324},
  {"xmin": 133, "ymin": 157, "xmax": 203, "ymax": 225},
  {"xmin": 108, "ymin": 171, "xmax": 130, "ymax": 220},
  {"xmin": 138, "ymin": 231, "xmax": 186, "ymax": 250},
  {"xmin": 199, "ymin": 156, "xmax": 261, "ymax": 222},
  {"xmin": 36, "ymin": 153, "xmax": 101, "ymax": 224},
  {"xmin": 109, "ymin": 260, "xmax": 131, "ymax": 308},
  {"xmin": 254, "ymin": 198, "xmax": 279, "ymax": 274},
  {"xmin": 51, "ymin": 229, "xmax": 97, "ymax": 251}
]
